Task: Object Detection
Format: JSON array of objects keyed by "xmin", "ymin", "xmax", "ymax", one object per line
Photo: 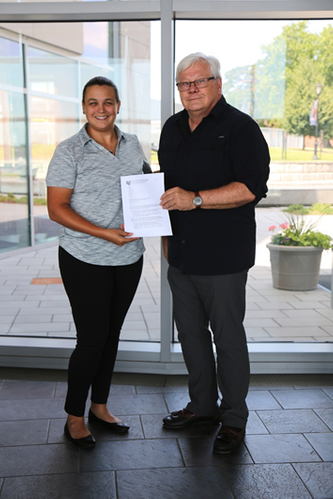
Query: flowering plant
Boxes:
[{"xmin": 269, "ymin": 213, "xmax": 332, "ymax": 250}]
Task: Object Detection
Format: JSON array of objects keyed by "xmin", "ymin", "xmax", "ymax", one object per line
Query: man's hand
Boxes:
[{"xmin": 160, "ymin": 187, "xmax": 195, "ymax": 211}]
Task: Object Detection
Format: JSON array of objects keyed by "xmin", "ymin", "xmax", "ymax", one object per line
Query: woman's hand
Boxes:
[{"xmin": 102, "ymin": 228, "xmax": 139, "ymax": 247}]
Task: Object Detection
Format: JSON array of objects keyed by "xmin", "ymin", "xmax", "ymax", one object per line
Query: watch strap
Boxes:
[{"xmin": 194, "ymin": 191, "xmax": 202, "ymax": 209}]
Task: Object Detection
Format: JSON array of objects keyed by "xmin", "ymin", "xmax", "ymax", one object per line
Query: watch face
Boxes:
[{"xmin": 193, "ymin": 196, "xmax": 202, "ymax": 206}]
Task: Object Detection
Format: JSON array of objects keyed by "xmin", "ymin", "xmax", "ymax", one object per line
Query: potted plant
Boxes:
[{"xmin": 266, "ymin": 213, "xmax": 332, "ymax": 291}]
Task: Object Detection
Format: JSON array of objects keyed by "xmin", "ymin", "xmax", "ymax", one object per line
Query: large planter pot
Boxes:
[{"xmin": 266, "ymin": 243, "xmax": 324, "ymax": 291}]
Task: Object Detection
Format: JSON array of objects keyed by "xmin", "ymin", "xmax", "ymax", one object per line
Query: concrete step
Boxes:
[
  {"xmin": 271, "ymin": 162, "xmax": 333, "ymax": 173},
  {"xmin": 269, "ymin": 173, "xmax": 333, "ymax": 182},
  {"xmin": 261, "ymin": 185, "xmax": 333, "ymax": 206}
]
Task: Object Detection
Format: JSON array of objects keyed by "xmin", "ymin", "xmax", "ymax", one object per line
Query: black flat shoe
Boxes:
[
  {"xmin": 88, "ymin": 409, "xmax": 130, "ymax": 433},
  {"xmin": 64, "ymin": 422, "xmax": 96, "ymax": 448}
]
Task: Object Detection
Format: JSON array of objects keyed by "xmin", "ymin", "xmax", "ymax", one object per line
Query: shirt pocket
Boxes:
[
  {"xmin": 195, "ymin": 135, "xmax": 228, "ymax": 152},
  {"xmin": 191, "ymin": 136, "xmax": 231, "ymax": 187},
  {"xmin": 158, "ymin": 138, "xmax": 182, "ymax": 165}
]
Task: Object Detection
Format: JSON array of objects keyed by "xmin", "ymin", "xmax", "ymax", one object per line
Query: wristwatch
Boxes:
[{"xmin": 193, "ymin": 191, "xmax": 203, "ymax": 209}]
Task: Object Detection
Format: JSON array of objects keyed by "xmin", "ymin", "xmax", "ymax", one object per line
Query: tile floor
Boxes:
[{"xmin": 0, "ymin": 370, "xmax": 332, "ymax": 498}]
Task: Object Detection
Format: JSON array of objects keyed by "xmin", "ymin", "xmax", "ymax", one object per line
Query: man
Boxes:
[{"xmin": 158, "ymin": 52, "xmax": 269, "ymax": 454}]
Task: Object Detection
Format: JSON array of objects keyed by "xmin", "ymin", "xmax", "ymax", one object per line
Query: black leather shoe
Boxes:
[
  {"xmin": 88, "ymin": 409, "xmax": 130, "ymax": 433},
  {"xmin": 64, "ymin": 422, "xmax": 96, "ymax": 448},
  {"xmin": 163, "ymin": 408, "xmax": 220, "ymax": 429},
  {"xmin": 213, "ymin": 425, "xmax": 245, "ymax": 454}
]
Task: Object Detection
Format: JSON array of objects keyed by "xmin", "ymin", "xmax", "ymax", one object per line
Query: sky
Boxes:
[{"xmin": 151, "ymin": 19, "xmax": 332, "ymax": 103}]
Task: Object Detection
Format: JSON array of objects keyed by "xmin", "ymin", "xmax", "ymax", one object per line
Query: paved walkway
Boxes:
[{"xmin": 0, "ymin": 207, "xmax": 332, "ymax": 344}]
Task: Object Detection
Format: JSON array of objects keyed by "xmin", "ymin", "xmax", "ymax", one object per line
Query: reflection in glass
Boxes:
[
  {"xmin": 0, "ymin": 20, "xmax": 162, "ymax": 342},
  {"xmin": 80, "ymin": 62, "xmax": 116, "ymax": 94},
  {"xmin": 81, "ymin": 21, "xmax": 153, "ymax": 162},
  {"xmin": 28, "ymin": 46, "xmax": 78, "ymax": 98},
  {"xmin": 0, "ymin": 89, "xmax": 30, "ymax": 252},
  {"xmin": 30, "ymin": 97, "xmax": 80, "ymax": 244},
  {"xmin": 0, "ymin": 36, "xmax": 24, "ymax": 88}
]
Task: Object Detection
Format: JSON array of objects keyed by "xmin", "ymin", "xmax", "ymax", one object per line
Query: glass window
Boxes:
[
  {"xmin": 30, "ymin": 96, "xmax": 80, "ymax": 244},
  {"xmin": 0, "ymin": 36, "xmax": 24, "ymax": 88},
  {"xmin": 0, "ymin": 20, "xmax": 161, "ymax": 344},
  {"xmin": 175, "ymin": 19, "xmax": 333, "ymax": 344},
  {"xmin": 0, "ymin": 89, "xmax": 30, "ymax": 252},
  {"xmin": 28, "ymin": 46, "xmax": 79, "ymax": 98}
]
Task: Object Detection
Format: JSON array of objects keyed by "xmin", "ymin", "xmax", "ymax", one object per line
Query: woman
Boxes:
[{"xmin": 46, "ymin": 76, "xmax": 150, "ymax": 448}]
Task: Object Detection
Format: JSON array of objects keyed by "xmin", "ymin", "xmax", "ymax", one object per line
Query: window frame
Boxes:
[{"xmin": 0, "ymin": 0, "xmax": 332, "ymax": 373}]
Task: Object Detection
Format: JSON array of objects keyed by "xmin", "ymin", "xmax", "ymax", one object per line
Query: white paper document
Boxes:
[{"xmin": 120, "ymin": 172, "xmax": 173, "ymax": 237}]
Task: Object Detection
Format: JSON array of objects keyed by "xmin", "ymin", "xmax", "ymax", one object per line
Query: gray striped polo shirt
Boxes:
[{"xmin": 46, "ymin": 123, "xmax": 150, "ymax": 266}]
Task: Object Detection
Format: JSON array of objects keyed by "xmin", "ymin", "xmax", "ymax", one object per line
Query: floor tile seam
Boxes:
[
  {"xmin": 138, "ymin": 305, "xmax": 150, "ymax": 334},
  {"xmin": 0, "ymin": 416, "xmax": 60, "ymax": 422},
  {"xmin": 294, "ymin": 383, "xmax": 333, "ymax": 390},
  {"xmin": 290, "ymin": 462, "xmax": 318, "ymax": 499},
  {"xmin": 9, "ymin": 305, "xmax": 34, "ymax": 332},
  {"xmin": 0, "ymin": 470, "xmax": 82, "ymax": 482},
  {"xmin": 45, "ymin": 419, "xmax": 52, "ymax": 445},
  {"xmin": 138, "ymin": 414, "xmax": 147, "ymax": 438},
  {"xmin": 0, "ymin": 470, "xmax": 113, "ymax": 481},
  {"xmin": 248, "ymin": 457, "xmax": 323, "ymax": 466},
  {"xmin": 114, "ymin": 464, "xmax": 194, "ymax": 475},
  {"xmin": 253, "ymin": 410, "xmax": 271, "ymax": 434},
  {"xmin": 254, "ymin": 403, "xmax": 333, "ymax": 412},
  {"xmin": 253, "ymin": 385, "xmax": 329, "ymax": 390},
  {"xmin": 143, "ymin": 278, "xmax": 159, "ymax": 304},
  {"xmin": 317, "ymin": 307, "xmax": 333, "ymax": 321},
  {"xmin": 246, "ymin": 283, "xmax": 270, "ymax": 300},
  {"xmin": 0, "ymin": 441, "xmax": 72, "ymax": 451},
  {"xmin": 267, "ymin": 388, "xmax": 295, "ymax": 410},
  {"xmin": 216, "ymin": 465, "xmax": 239, "ymax": 498},
  {"xmin": 273, "ymin": 384, "xmax": 333, "ymax": 396},
  {"xmin": 313, "ymin": 408, "xmax": 333, "ymax": 430},
  {"xmin": 81, "ymin": 463, "xmax": 192, "ymax": 474},
  {"xmin": 250, "ymin": 429, "xmax": 332, "ymax": 436},
  {"xmin": 245, "ymin": 433, "xmax": 325, "ymax": 462},
  {"xmin": 145, "ymin": 262, "xmax": 159, "ymax": 288},
  {"xmin": 302, "ymin": 433, "xmax": 331, "ymax": 462},
  {"xmin": 242, "ymin": 441, "xmax": 256, "ymax": 464},
  {"xmin": 255, "ymin": 407, "xmax": 333, "ymax": 433},
  {"xmin": 255, "ymin": 406, "xmax": 332, "ymax": 413},
  {"xmin": 322, "ymin": 388, "xmax": 333, "ymax": 401}
]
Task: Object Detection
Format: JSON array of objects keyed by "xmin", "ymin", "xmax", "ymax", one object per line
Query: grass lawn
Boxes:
[
  {"xmin": 150, "ymin": 147, "xmax": 333, "ymax": 163},
  {"xmin": 269, "ymin": 147, "xmax": 333, "ymax": 162}
]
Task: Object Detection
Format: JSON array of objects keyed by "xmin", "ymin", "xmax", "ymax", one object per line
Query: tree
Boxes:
[
  {"xmin": 280, "ymin": 22, "xmax": 333, "ymax": 139},
  {"xmin": 225, "ymin": 21, "xmax": 333, "ymax": 140},
  {"xmin": 223, "ymin": 64, "xmax": 255, "ymax": 116},
  {"xmin": 253, "ymin": 37, "xmax": 286, "ymax": 121}
]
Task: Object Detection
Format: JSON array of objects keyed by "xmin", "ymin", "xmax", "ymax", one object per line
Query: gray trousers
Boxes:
[{"xmin": 168, "ymin": 265, "xmax": 250, "ymax": 428}]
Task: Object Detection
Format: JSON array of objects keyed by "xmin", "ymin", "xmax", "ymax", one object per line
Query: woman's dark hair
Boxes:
[{"xmin": 82, "ymin": 76, "xmax": 120, "ymax": 103}]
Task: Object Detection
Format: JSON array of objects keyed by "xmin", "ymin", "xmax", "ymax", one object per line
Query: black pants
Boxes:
[
  {"xmin": 168, "ymin": 265, "xmax": 250, "ymax": 428},
  {"xmin": 59, "ymin": 247, "xmax": 143, "ymax": 417}
]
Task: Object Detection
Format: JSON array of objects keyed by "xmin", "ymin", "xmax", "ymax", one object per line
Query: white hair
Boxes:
[{"xmin": 176, "ymin": 52, "xmax": 221, "ymax": 81}]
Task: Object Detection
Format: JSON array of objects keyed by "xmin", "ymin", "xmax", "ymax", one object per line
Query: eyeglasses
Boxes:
[{"xmin": 176, "ymin": 76, "xmax": 216, "ymax": 92}]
